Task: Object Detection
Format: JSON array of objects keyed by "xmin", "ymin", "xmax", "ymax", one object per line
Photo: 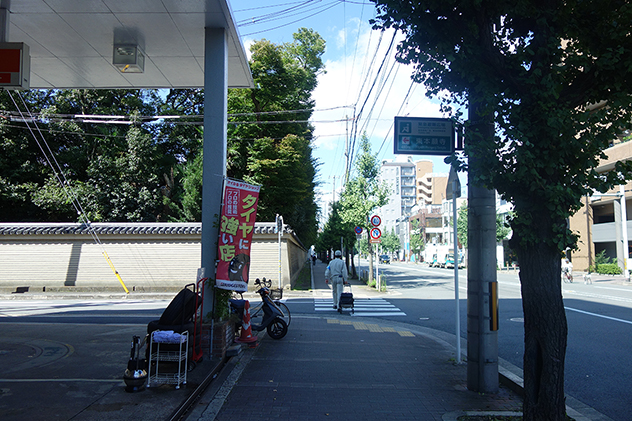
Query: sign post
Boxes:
[
  {"xmin": 275, "ymin": 214, "xmax": 284, "ymax": 289},
  {"xmin": 394, "ymin": 116, "xmax": 455, "ymax": 155},
  {"xmin": 447, "ymin": 166, "xmax": 462, "ymax": 363},
  {"xmin": 369, "ymin": 226, "xmax": 381, "ymax": 289}
]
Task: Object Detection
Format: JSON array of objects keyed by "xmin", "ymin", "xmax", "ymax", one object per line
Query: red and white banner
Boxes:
[{"xmin": 216, "ymin": 179, "xmax": 260, "ymax": 292}]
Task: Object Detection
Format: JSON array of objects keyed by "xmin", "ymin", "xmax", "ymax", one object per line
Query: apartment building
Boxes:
[
  {"xmin": 379, "ymin": 156, "xmax": 417, "ymax": 236},
  {"xmin": 569, "ymin": 141, "xmax": 632, "ymax": 273},
  {"xmin": 416, "ymin": 160, "xmax": 448, "ymax": 205}
]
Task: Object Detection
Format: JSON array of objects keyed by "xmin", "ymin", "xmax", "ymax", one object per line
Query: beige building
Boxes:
[
  {"xmin": 415, "ymin": 160, "xmax": 448, "ymax": 205},
  {"xmin": 569, "ymin": 142, "xmax": 632, "ymax": 273}
]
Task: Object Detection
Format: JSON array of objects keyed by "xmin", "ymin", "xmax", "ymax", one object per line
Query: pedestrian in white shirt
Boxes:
[{"xmin": 324, "ymin": 250, "xmax": 348, "ymax": 310}]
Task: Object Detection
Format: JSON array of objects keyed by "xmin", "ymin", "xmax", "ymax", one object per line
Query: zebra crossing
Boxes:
[{"xmin": 314, "ymin": 297, "xmax": 406, "ymax": 317}]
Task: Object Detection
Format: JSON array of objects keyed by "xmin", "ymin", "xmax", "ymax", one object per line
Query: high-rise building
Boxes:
[{"xmin": 378, "ymin": 156, "xmax": 416, "ymax": 235}]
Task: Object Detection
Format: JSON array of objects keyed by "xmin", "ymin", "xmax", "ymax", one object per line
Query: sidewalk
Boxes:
[{"xmin": 186, "ymin": 260, "xmax": 524, "ymax": 421}]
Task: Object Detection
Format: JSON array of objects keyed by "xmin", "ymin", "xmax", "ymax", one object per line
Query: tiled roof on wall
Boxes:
[{"xmin": 0, "ymin": 222, "xmax": 286, "ymax": 236}]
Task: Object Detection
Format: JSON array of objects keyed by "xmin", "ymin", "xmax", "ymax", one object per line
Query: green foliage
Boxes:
[
  {"xmin": 591, "ymin": 263, "xmax": 622, "ymax": 275},
  {"xmin": 0, "ymin": 29, "xmax": 324, "ymax": 248},
  {"xmin": 372, "ymin": 0, "xmax": 632, "ymax": 253},
  {"xmin": 594, "ymin": 250, "xmax": 612, "ymax": 266},
  {"xmin": 457, "ymin": 203, "xmax": 468, "ymax": 248},
  {"xmin": 378, "ymin": 274, "xmax": 387, "ymax": 292},
  {"xmin": 381, "ymin": 229, "xmax": 401, "ymax": 254},
  {"xmin": 292, "ymin": 262, "xmax": 312, "ymax": 290},
  {"xmin": 213, "ymin": 287, "xmax": 233, "ymax": 322},
  {"xmin": 589, "ymin": 250, "xmax": 623, "ymax": 274},
  {"xmin": 409, "ymin": 219, "xmax": 425, "ymax": 260},
  {"xmin": 455, "ymin": 202, "xmax": 510, "ymax": 247},
  {"xmin": 372, "ymin": 2, "xmax": 632, "ymax": 418},
  {"xmin": 316, "ymin": 201, "xmax": 356, "ymax": 255},
  {"xmin": 339, "ymin": 134, "xmax": 390, "ymax": 232},
  {"xmin": 226, "ymin": 29, "xmax": 325, "ymax": 246},
  {"xmin": 338, "ymin": 135, "xmax": 390, "ymax": 283},
  {"xmin": 0, "ymin": 89, "xmax": 164, "ymax": 222}
]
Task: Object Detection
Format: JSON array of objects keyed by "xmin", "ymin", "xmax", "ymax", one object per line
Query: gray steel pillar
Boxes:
[{"xmin": 201, "ymin": 27, "xmax": 228, "ymax": 317}]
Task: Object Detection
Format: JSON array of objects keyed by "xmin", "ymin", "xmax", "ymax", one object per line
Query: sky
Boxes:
[{"xmin": 229, "ymin": 0, "xmax": 456, "ymax": 221}]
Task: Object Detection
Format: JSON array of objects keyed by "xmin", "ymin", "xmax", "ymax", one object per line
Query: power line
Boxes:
[{"xmin": 347, "ymin": 31, "xmax": 397, "ymax": 181}]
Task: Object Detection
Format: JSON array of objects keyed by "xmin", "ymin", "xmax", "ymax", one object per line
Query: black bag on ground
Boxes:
[{"xmin": 158, "ymin": 283, "xmax": 200, "ymax": 325}]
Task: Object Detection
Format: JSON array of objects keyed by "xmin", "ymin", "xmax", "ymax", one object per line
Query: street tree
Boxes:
[
  {"xmin": 245, "ymin": 134, "xmax": 319, "ymax": 246},
  {"xmin": 316, "ymin": 201, "xmax": 357, "ymax": 275},
  {"xmin": 380, "ymin": 229, "xmax": 400, "ymax": 256},
  {"xmin": 409, "ymin": 219, "xmax": 425, "ymax": 261},
  {"xmin": 159, "ymin": 28, "xmax": 324, "ymax": 244},
  {"xmin": 372, "ymin": 1, "xmax": 632, "ymax": 419},
  {"xmin": 226, "ymin": 28, "xmax": 325, "ymax": 246},
  {"xmin": 0, "ymin": 90, "xmax": 56, "ymax": 221},
  {"xmin": 455, "ymin": 202, "xmax": 511, "ymax": 248},
  {"xmin": 339, "ymin": 134, "xmax": 390, "ymax": 284},
  {"xmin": 0, "ymin": 89, "xmax": 164, "ymax": 222}
]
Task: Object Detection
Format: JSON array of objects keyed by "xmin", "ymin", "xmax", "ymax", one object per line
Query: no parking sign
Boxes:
[{"xmin": 370, "ymin": 227, "xmax": 381, "ymax": 243}]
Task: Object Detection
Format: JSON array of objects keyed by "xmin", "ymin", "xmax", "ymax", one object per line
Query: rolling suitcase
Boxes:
[{"xmin": 338, "ymin": 283, "xmax": 354, "ymax": 314}]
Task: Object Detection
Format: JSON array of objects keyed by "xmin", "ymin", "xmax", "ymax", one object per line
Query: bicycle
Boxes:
[
  {"xmin": 247, "ymin": 278, "xmax": 291, "ymax": 327},
  {"xmin": 562, "ymin": 269, "xmax": 573, "ymax": 283}
]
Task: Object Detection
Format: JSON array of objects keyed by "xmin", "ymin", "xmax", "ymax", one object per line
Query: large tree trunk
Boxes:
[{"xmin": 515, "ymin": 237, "xmax": 568, "ymax": 420}]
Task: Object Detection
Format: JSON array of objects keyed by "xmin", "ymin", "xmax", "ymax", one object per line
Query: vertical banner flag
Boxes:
[{"xmin": 216, "ymin": 179, "xmax": 261, "ymax": 292}]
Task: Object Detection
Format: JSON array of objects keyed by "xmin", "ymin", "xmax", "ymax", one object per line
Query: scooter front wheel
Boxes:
[{"xmin": 266, "ymin": 317, "xmax": 288, "ymax": 340}]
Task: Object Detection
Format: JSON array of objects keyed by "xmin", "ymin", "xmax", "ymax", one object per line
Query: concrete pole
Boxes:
[
  {"xmin": 1, "ymin": 0, "xmax": 10, "ymax": 43},
  {"xmin": 620, "ymin": 185, "xmax": 629, "ymax": 281},
  {"xmin": 466, "ymin": 106, "xmax": 499, "ymax": 393},
  {"xmin": 614, "ymin": 197, "xmax": 623, "ymax": 271},
  {"xmin": 201, "ymin": 27, "xmax": 228, "ymax": 318}
]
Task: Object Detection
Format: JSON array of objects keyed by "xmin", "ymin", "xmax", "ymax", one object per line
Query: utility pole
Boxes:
[
  {"xmin": 344, "ymin": 114, "xmax": 350, "ymax": 184},
  {"xmin": 1, "ymin": 0, "xmax": 9, "ymax": 43},
  {"xmin": 466, "ymin": 99, "xmax": 499, "ymax": 393},
  {"xmin": 332, "ymin": 175, "xmax": 336, "ymax": 202}
]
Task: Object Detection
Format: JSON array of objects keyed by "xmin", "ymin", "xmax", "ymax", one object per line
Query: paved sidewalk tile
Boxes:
[{"xmin": 210, "ymin": 317, "xmax": 522, "ymax": 421}]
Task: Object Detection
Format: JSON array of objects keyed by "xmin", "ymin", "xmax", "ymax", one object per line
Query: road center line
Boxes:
[{"xmin": 565, "ymin": 306, "xmax": 632, "ymax": 325}]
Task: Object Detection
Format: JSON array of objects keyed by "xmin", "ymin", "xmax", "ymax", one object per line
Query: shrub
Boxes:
[
  {"xmin": 595, "ymin": 263, "xmax": 622, "ymax": 275},
  {"xmin": 594, "ymin": 250, "xmax": 612, "ymax": 265}
]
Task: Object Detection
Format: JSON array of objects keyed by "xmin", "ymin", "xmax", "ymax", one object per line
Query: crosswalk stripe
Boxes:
[{"xmin": 314, "ymin": 298, "xmax": 406, "ymax": 317}]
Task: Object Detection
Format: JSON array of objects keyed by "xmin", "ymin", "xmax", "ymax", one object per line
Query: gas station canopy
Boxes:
[{"xmin": 2, "ymin": 0, "xmax": 253, "ymax": 89}]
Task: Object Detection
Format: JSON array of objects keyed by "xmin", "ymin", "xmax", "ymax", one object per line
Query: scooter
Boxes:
[{"xmin": 230, "ymin": 277, "xmax": 288, "ymax": 340}]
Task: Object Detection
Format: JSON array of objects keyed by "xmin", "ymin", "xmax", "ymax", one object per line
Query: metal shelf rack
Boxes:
[{"xmin": 147, "ymin": 331, "xmax": 188, "ymax": 389}]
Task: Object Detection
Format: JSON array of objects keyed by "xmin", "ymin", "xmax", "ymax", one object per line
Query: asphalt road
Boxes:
[
  {"xmin": 374, "ymin": 261, "xmax": 632, "ymax": 421},
  {"xmin": 2, "ymin": 263, "xmax": 630, "ymax": 420}
]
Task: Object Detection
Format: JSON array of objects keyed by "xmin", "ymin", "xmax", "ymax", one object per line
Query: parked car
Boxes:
[
  {"xmin": 445, "ymin": 253, "xmax": 456, "ymax": 268},
  {"xmin": 379, "ymin": 254, "xmax": 390, "ymax": 264},
  {"xmin": 445, "ymin": 252, "xmax": 465, "ymax": 269}
]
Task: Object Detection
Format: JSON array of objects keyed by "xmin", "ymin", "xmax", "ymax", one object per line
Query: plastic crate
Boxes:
[{"xmin": 270, "ymin": 288, "xmax": 283, "ymax": 300}]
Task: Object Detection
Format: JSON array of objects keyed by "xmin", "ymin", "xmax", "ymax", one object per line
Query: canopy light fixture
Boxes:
[{"xmin": 112, "ymin": 44, "xmax": 144, "ymax": 73}]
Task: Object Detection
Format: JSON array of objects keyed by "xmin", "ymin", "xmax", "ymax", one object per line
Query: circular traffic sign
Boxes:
[
  {"xmin": 370, "ymin": 228, "xmax": 381, "ymax": 239},
  {"xmin": 370, "ymin": 215, "xmax": 381, "ymax": 227},
  {"xmin": 354, "ymin": 226, "xmax": 363, "ymax": 235}
]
